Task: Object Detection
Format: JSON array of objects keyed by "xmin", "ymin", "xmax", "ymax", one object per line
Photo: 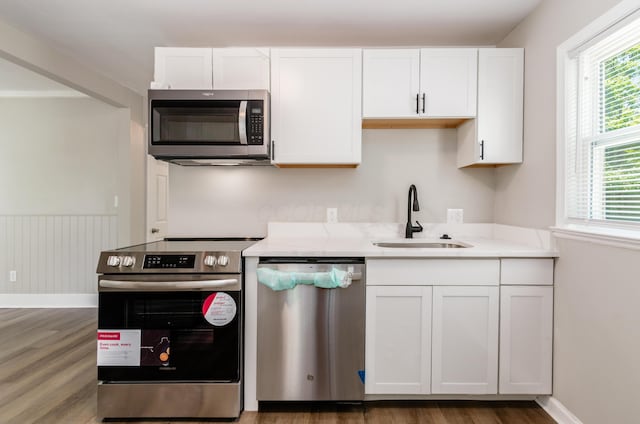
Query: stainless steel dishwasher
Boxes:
[{"xmin": 256, "ymin": 258, "xmax": 365, "ymax": 401}]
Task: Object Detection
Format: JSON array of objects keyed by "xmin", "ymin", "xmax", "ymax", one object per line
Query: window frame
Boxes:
[{"xmin": 556, "ymin": 0, "xmax": 640, "ymax": 244}]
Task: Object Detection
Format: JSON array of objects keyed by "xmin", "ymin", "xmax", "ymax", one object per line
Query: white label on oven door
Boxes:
[
  {"xmin": 202, "ymin": 292, "xmax": 237, "ymax": 326},
  {"xmin": 97, "ymin": 329, "xmax": 141, "ymax": 366}
]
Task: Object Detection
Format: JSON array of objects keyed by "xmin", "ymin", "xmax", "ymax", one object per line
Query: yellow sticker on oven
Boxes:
[{"xmin": 202, "ymin": 292, "xmax": 237, "ymax": 326}]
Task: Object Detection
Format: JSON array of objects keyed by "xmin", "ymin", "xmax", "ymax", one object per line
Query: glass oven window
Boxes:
[
  {"xmin": 151, "ymin": 100, "xmax": 242, "ymax": 144},
  {"xmin": 98, "ymin": 291, "xmax": 240, "ymax": 382}
]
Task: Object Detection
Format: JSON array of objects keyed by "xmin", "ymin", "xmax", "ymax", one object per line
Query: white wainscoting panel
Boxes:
[{"xmin": 0, "ymin": 215, "xmax": 117, "ymax": 294}]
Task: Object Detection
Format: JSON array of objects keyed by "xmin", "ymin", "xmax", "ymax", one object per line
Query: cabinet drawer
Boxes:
[
  {"xmin": 367, "ymin": 259, "xmax": 499, "ymax": 286},
  {"xmin": 500, "ymin": 259, "xmax": 554, "ymax": 285}
]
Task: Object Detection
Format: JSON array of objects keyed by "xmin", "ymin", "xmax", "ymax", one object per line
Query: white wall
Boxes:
[
  {"xmin": 495, "ymin": 0, "xmax": 622, "ymax": 229},
  {"xmin": 169, "ymin": 129, "xmax": 496, "ymax": 237},
  {"xmin": 0, "ymin": 97, "xmax": 125, "ymax": 294},
  {"xmin": 553, "ymin": 238, "xmax": 640, "ymax": 424},
  {"xmin": 0, "ymin": 16, "xmax": 146, "ymax": 245},
  {"xmin": 0, "ymin": 98, "xmax": 124, "ymax": 215},
  {"xmin": 495, "ymin": 1, "xmax": 640, "ymax": 423}
]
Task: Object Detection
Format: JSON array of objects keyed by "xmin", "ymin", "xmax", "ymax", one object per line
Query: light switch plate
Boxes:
[
  {"xmin": 9, "ymin": 270, "xmax": 17, "ymax": 282},
  {"xmin": 447, "ymin": 209, "xmax": 464, "ymax": 224},
  {"xmin": 326, "ymin": 208, "xmax": 338, "ymax": 223}
]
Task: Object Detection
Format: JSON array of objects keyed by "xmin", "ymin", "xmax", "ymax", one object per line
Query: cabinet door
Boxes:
[
  {"xmin": 362, "ymin": 49, "xmax": 420, "ymax": 118},
  {"xmin": 500, "ymin": 286, "xmax": 553, "ymax": 394},
  {"xmin": 145, "ymin": 155, "xmax": 168, "ymax": 242},
  {"xmin": 456, "ymin": 48, "xmax": 523, "ymax": 167},
  {"xmin": 211, "ymin": 48, "xmax": 270, "ymax": 90},
  {"xmin": 152, "ymin": 47, "xmax": 213, "ymax": 89},
  {"xmin": 271, "ymin": 49, "xmax": 362, "ymax": 165},
  {"xmin": 432, "ymin": 286, "xmax": 499, "ymax": 394},
  {"xmin": 476, "ymin": 48, "xmax": 524, "ymax": 163},
  {"xmin": 365, "ymin": 286, "xmax": 432, "ymax": 394},
  {"xmin": 420, "ymin": 48, "xmax": 477, "ymax": 117}
]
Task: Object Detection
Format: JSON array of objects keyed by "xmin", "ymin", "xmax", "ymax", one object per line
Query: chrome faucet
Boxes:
[{"xmin": 405, "ymin": 184, "xmax": 423, "ymax": 238}]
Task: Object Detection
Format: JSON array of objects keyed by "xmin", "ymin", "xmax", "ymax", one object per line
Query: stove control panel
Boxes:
[
  {"xmin": 97, "ymin": 248, "xmax": 245, "ymax": 274},
  {"xmin": 143, "ymin": 254, "xmax": 196, "ymax": 269}
]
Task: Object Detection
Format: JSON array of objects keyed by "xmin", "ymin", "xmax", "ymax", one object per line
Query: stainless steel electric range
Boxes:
[{"xmin": 95, "ymin": 238, "xmax": 259, "ymax": 420}]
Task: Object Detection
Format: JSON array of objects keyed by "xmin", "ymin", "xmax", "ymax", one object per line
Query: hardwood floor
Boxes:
[{"xmin": 0, "ymin": 308, "xmax": 556, "ymax": 424}]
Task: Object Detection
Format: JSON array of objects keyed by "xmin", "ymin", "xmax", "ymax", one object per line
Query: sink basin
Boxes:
[{"xmin": 373, "ymin": 241, "xmax": 471, "ymax": 249}]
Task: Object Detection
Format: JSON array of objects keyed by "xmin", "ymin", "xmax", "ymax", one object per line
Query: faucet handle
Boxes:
[{"xmin": 414, "ymin": 220, "xmax": 424, "ymax": 232}]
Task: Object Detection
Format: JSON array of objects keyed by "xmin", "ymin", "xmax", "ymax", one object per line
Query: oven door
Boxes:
[{"xmin": 97, "ymin": 275, "xmax": 241, "ymax": 383}]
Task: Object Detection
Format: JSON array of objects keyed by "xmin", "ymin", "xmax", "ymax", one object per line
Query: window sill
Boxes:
[{"xmin": 551, "ymin": 225, "xmax": 640, "ymax": 250}]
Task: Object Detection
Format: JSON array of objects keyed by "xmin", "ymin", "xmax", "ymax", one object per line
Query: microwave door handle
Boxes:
[
  {"xmin": 99, "ymin": 279, "xmax": 239, "ymax": 291},
  {"xmin": 239, "ymin": 100, "xmax": 248, "ymax": 145}
]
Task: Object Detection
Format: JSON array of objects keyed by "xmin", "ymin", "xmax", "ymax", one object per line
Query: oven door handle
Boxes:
[{"xmin": 99, "ymin": 279, "xmax": 239, "ymax": 291}]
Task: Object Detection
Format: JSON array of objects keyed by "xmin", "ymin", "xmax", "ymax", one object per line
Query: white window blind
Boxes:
[{"xmin": 566, "ymin": 11, "xmax": 640, "ymax": 227}]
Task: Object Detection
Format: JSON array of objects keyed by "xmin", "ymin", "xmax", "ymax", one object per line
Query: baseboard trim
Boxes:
[
  {"xmin": 0, "ymin": 294, "xmax": 98, "ymax": 308},
  {"xmin": 536, "ymin": 396, "xmax": 583, "ymax": 424}
]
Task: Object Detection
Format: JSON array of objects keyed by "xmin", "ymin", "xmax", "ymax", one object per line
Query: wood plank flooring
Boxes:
[{"xmin": 0, "ymin": 308, "xmax": 556, "ymax": 424}]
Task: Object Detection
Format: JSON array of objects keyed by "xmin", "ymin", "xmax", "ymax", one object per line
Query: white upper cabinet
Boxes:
[
  {"xmin": 420, "ymin": 49, "xmax": 477, "ymax": 117},
  {"xmin": 211, "ymin": 48, "xmax": 270, "ymax": 90},
  {"xmin": 362, "ymin": 49, "xmax": 420, "ymax": 118},
  {"xmin": 153, "ymin": 47, "xmax": 213, "ymax": 89},
  {"xmin": 153, "ymin": 47, "xmax": 270, "ymax": 90},
  {"xmin": 363, "ymin": 48, "xmax": 477, "ymax": 119},
  {"xmin": 457, "ymin": 48, "xmax": 524, "ymax": 167},
  {"xmin": 270, "ymin": 48, "xmax": 362, "ymax": 166}
]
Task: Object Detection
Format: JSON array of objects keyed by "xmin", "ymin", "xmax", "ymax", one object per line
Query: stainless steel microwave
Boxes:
[{"xmin": 148, "ymin": 89, "xmax": 270, "ymax": 165}]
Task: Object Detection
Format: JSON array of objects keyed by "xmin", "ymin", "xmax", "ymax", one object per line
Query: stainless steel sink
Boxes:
[{"xmin": 373, "ymin": 241, "xmax": 471, "ymax": 248}]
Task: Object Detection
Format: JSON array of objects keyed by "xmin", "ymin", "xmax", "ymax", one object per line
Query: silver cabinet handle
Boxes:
[{"xmin": 99, "ymin": 279, "xmax": 239, "ymax": 291}]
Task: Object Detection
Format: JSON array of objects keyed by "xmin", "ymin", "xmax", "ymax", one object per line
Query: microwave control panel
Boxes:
[{"xmin": 248, "ymin": 100, "xmax": 264, "ymax": 145}]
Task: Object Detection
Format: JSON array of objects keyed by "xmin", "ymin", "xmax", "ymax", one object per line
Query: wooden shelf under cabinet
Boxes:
[{"xmin": 362, "ymin": 118, "xmax": 470, "ymax": 130}]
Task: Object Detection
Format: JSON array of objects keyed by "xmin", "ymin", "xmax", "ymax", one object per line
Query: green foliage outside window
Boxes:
[{"xmin": 601, "ymin": 44, "xmax": 640, "ymax": 222}]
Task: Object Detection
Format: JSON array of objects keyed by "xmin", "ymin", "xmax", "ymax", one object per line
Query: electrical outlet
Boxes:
[
  {"xmin": 9, "ymin": 270, "xmax": 17, "ymax": 282},
  {"xmin": 447, "ymin": 209, "xmax": 464, "ymax": 224},
  {"xmin": 326, "ymin": 208, "xmax": 338, "ymax": 223}
]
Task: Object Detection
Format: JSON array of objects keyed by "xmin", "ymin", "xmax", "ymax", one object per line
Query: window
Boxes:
[{"xmin": 564, "ymin": 11, "xmax": 640, "ymax": 230}]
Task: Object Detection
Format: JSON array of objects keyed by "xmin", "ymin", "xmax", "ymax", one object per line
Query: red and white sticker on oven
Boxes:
[{"xmin": 202, "ymin": 292, "xmax": 237, "ymax": 326}]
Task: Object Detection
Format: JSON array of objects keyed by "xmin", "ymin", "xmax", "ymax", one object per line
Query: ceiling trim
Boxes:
[{"xmin": 0, "ymin": 89, "xmax": 88, "ymax": 98}]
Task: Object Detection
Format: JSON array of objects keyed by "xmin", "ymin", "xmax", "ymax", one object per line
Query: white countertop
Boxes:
[{"xmin": 242, "ymin": 223, "xmax": 558, "ymax": 258}]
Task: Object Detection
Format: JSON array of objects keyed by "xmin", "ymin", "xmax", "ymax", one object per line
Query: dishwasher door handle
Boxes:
[{"xmin": 348, "ymin": 272, "xmax": 362, "ymax": 281}]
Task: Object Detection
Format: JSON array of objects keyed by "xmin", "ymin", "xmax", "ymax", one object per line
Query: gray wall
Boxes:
[
  {"xmin": 554, "ymin": 238, "xmax": 640, "ymax": 424},
  {"xmin": 497, "ymin": 1, "xmax": 639, "ymax": 423},
  {"xmin": 0, "ymin": 97, "xmax": 127, "ymax": 293},
  {"xmin": 169, "ymin": 129, "xmax": 496, "ymax": 237},
  {"xmin": 0, "ymin": 16, "xmax": 147, "ymax": 245},
  {"xmin": 0, "ymin": 98, "xmax": 124, "ymax": 215},
  {"xmin": 495, "ymin": 0, "xmax": 622, "ymax": 229}
]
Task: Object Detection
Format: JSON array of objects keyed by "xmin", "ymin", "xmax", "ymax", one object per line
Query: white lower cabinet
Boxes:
[
  {"xmin": 365, "ymin": 258, "xmax": 553, "ymax": 398},
  {"xmin": 431, "ymin": 286, "xmax": 499, "ymax": 394},
  {"xmin": 499, "ymin": 286, "xmax": 553, "ymax": 394},
  {"xmin": 365, "ymin": 286, "xmax": 432, "ymax": 394}
]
